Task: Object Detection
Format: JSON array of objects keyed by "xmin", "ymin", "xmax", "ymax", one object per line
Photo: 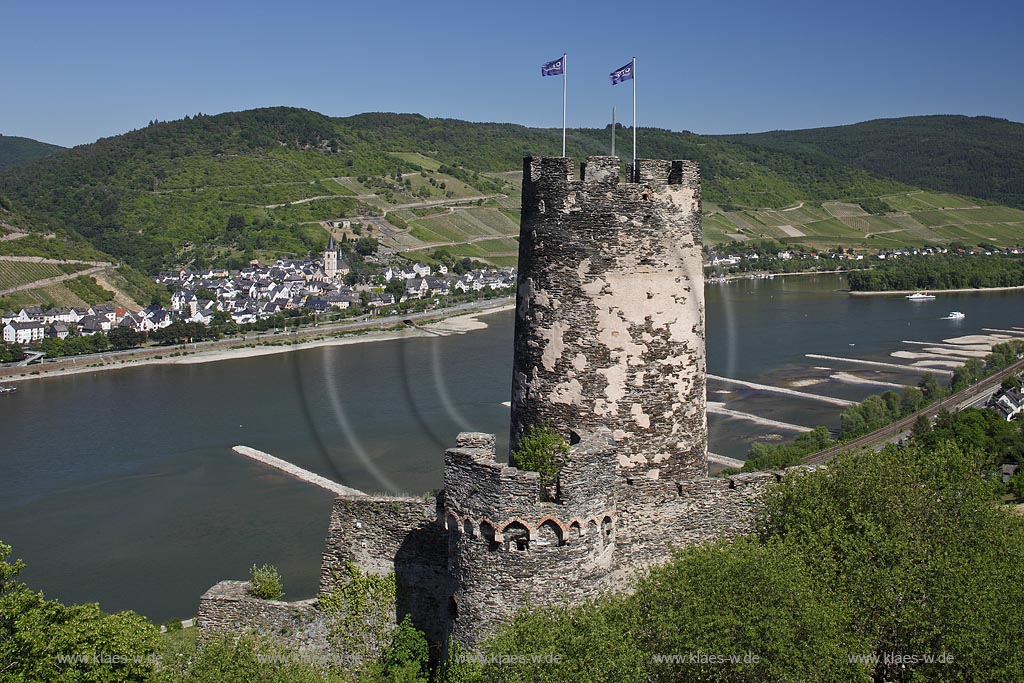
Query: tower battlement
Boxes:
[{"xmin": 443, "ymin": 430, "xmax": 617, "ymax": 542}]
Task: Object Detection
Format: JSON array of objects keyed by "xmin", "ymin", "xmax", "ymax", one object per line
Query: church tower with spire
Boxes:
[{"xmin": 323, "ymin": 233, "xmax": 338, "ymax": 280}]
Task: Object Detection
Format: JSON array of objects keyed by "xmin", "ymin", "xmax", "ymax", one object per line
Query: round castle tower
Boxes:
[{"xmin": 510, "ymin": 156, "xmax": 707, "ymax": 481}]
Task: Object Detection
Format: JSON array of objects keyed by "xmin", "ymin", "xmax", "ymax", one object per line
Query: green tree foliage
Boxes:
[
  {"xmin": 248, "ymin": 563, "xmax": 284, "ymax": 600},
  {"xmin": 194, "ymin": 287, "xmax": 217, "ymax": 301},
  {"xmin": 64, "ymin": 275, "xmax": 116, "ymax": 305},
  {"xmin": 950, "ymin": 340, "xmax": 1024, "ymax": 391},
  {"xmin": 480, "ymin": 438, "xmax": 1024, "ymax": 682},
  {"xmin": 148, "ymin": 321, "xmax": 218, "ymax": 345},
  {"xmin": 319, "ymin": 563, "xmax": 398, "ymax": 671},
  {"xmin": 153, "ymin": 633, "xmax": 335, "ymax": 683},
  {"xmin": 0, "ymin": 135, "xmax": 64, "ymax": 170},
  {"xmin": 353, "ymin": 237, "xmax": 378, "ymax": 256},
  {"xmin": 756, "ymin": 441, "xmax": 1024, "ymax": 682},
  {"xmin": 41, "ymin": 332, "xmax": 110, "ymax": 357},
  {"xmin": 914, "ymin": 408, "xmax": 1024, "ymax": 469},
  {"xmin": 740, "ymin": 425, "xmax": 833, "ymax": 471},
  {"xmin": 847, "ymin": 254, "xmax": 1024, "ymax": 292},
  {"xmin": 511, "ymin": 424, "xmax": 569, "ymax": 488},
  {"xmin": 361, "ymin": 615, "xmax": 430, "ymax": 683},
  {"xmin": 918, "ymin": 372, "xmax": 947, "ymax": 402},
  {"xmin": 108, "ymin": 327, "xmax": 146, "ymax": 350},
  {"xmin": 0, "ymin": 541, "xmax": 160, "ymax": 682},
  {"xmin": 0, "ymin": 341, "xmax": 26, "ymax": 363},
  {"xmin": 724, "ymin": 115, "xmax": 1024, "ymax": 210}
]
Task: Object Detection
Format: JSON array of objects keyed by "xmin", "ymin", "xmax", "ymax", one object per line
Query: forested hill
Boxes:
[
  {"xmin": 0, "ymin": 134, "xmax": 64, "ymax": 170},
  {"xmin": 0, "ymin": 107, "xmax": 919, "ymax": 272},
  {"xmin": 721, "ymin": 115, "xmax": 1024, "ymax": 210}
]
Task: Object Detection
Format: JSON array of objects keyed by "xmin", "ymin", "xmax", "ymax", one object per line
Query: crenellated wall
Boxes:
[
  {"xmin": 443, "ymin": 431, "xmax": 618, "ymax": 648},
  {"xmin": 511, "ymin": 156, "xmax": 707, "ymax": 482}
]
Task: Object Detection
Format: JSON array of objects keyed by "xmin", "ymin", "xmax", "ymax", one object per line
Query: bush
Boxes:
[
  {"xmin": 511, "ymin": 424, "xmax": 569, "ymax": 488},
  {"xmin": 248, "ymin": 563, "xmax": 283, "ymax": 600}
]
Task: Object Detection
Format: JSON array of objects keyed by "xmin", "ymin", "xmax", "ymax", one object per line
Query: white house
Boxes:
[{"xmin": 4, "ymin": 320, "xmax": 45, "ymax": 344}]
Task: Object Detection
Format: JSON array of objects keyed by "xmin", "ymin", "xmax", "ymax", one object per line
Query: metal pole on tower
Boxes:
[
  {"xmin": 611, "ymin": 106, "xmax": 616, "ymax": 156},
  {"xmin": 631, "ymin": 56, "xmax": 637, "ymax": 179},
  {"xmin": 561, "ymin": 52, "xmax": 567, "ymax": 157}
]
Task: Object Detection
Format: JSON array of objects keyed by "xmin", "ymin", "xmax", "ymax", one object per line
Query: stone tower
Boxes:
[
  {"xmin": 510, "ymin": 156, "xmax": 707, "ymax": 482},
  {"xmin": 324, "ymin": 233, "xmax": 338, "ymax": 280}
]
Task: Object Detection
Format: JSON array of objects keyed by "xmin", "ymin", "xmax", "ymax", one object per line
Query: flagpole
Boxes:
[
  {"xmin": 611, "ymin": 106, "xmax": 616, "ymax": 156},
  {"xmin": 561, "ymin": 52, "xmax": 567, "ymax": 157},
  {"xmin": 631, "ymin": 56, "xmax": 636, "ymax": 180}
]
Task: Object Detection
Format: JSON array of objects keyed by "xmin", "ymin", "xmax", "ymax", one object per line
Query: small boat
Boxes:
[
  {"xmin": 0, "ymin": 385, "xmax": 17, "ymax": 394},
  {"xmin": 944, "ymin": 311, "xmax": 966, "ymax": 320},
  {"xmin": 906, "ymin": 292, "xmax": 936, "ymax": 300}
]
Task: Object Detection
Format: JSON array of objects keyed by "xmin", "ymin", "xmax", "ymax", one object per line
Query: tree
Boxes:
[
  {"xmin": 226, "ymin": 214, "xmax": 246, "ymax": 233},
  {"xmin": 899, "ymin": 386, "xmax": 925, "ymax": 415},
  {"xmin": 1001, "ymin": 375, "xmax": 1022, "ymax": 393},
  {"xmin": 756, "ymin": 441, "xmax": 1024, "ymax": 682},
  {"xmin": 911, "ymin": 414, "xmax": 932, "ymax": 438},
  {"xmin": 511, "ymin": 424, "xmax": 568, "ymax": 489},
  {"xmin": 0, "ymin": 540, "xmax": 160, "ymax": 682},
  {"xmin": 0, "ymin": 342, "xmax": 26, "ymax": 363},
  {"xmin": 354, "ymin": 237, "xmax": 378, "ymax": 256},
  {"xmin": 108, "ymin": 327, "xmax": 146, "ymax": 351},
  {"xmin": 154, "ymin": 633, "xmax": 328, "ymax": 683},
  {"xmin": 918, "ymin": 373, "xmax": 946, "ymax": 401},
  {"xmin": 386, "ymin": 278, "xmax": 407, "ymax": 300}
]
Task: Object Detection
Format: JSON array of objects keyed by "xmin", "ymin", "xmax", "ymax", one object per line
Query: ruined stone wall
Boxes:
[
  {"xmin": 614, "ymin": 471, "xmax": 780, "ymax": 580},
  {"xmin": 511, "ymin": 156, "xmax": 707, "ymax": 482},
  {"xmin": 197, "ymin": 580, "xmax": 318, "ymax": 636},
  {"xmin": 319, "ymin": 495, "xmax": 448, "ymax": 648}
]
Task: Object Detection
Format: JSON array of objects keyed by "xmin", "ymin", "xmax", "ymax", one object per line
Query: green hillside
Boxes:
[
  {"xmin": 1, "ymin": 108, "xmax": 1021, "ymax": 274},
  {"xmin": 722, "ymin": 115, "xmax": 1024, "ymax": 210},
  {"xmin": 0, "ymin": 134, "xmax": 64, "ymax": 170}
]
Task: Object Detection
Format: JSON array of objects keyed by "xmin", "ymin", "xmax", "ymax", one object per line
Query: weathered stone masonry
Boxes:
[
  {"xmin": 198, "ymin": 157, "xmax": 782, "ymax": 653},
  {"xmin": 511, "ymin": 156, "xmax": 707, "ymax": 483}
]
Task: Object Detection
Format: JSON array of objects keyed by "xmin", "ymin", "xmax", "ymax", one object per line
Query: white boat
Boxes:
[
  {"xmin": 0, "ymin": 385, "xmax": 16, "ymax": 394},
  {"xmin": 944, "ymin": 311, "xmax": 966, "ymax": 320},
  {"xmin": 906, "ymin": 292, "xmax": 936, "ymax": 300}
]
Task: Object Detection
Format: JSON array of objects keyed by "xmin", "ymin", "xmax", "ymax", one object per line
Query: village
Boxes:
[{"xmin": 2, "ymin": 236, "xmax": 516, "ymax": 351}]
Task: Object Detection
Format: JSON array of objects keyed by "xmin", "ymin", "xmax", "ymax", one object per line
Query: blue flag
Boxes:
[
  {"xmin": 541, "ymin": 57, "xmax": 564, "ymax": 77},
  {"xmin": 610, "ymin": 62, "xmax": 633, "ymax": 85}
]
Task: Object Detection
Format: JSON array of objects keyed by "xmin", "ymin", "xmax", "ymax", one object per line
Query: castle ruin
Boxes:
[{"xmin": 200, "ymin": 156, "xmax": 780, "ymax": 651}]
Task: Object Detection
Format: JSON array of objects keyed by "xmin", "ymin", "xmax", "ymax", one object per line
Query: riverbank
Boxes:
[
  {"xmin": 0, "ymin": 299, "xmax": 514, "ymax": 384},
  {"xmin": 849, "ymin": 285, "xmax": 1024, "ymax": 296},
  {"xmin": 713, "ymin": 268, "xmax": 855, "ymax": 282}
]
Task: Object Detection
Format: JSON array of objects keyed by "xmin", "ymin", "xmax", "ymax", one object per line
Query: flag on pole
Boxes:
[
  {"xmin": 609, "ymin": 62, "xmax": 633, "ymax": 85},
  {"xmin": 541, "ymin": 57, "xmax": 565, "ymax": 77}
]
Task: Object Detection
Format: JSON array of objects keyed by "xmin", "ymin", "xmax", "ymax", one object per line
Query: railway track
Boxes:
[{"xmin": 803, "ymin": 356, "xmax": 1024, "ymax": 466}]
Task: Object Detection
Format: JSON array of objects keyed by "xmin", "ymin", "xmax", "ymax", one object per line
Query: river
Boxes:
[{"xmin": 1, "ymin": 274, "xmax": 1021, "ymax": 622}]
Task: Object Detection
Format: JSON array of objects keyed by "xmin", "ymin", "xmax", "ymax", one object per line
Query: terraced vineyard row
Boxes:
[
  {"xmin": 0, "ymin": 261, "xmax": 87, "ymax": 291},
  {"xmin": 702, "ymin": 191, "xmax": 1024, "ymax": 248}
]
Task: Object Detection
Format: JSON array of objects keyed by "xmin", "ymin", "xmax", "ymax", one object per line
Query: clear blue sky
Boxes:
[{"xmin": 3, "ymin": 0, "xmax": 1022, "ymax": 148}]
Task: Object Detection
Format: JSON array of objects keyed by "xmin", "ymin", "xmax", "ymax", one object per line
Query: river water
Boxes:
[{"xmin": 1, "ymin": 274, "xmax": 1021, "ymax": 621}]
